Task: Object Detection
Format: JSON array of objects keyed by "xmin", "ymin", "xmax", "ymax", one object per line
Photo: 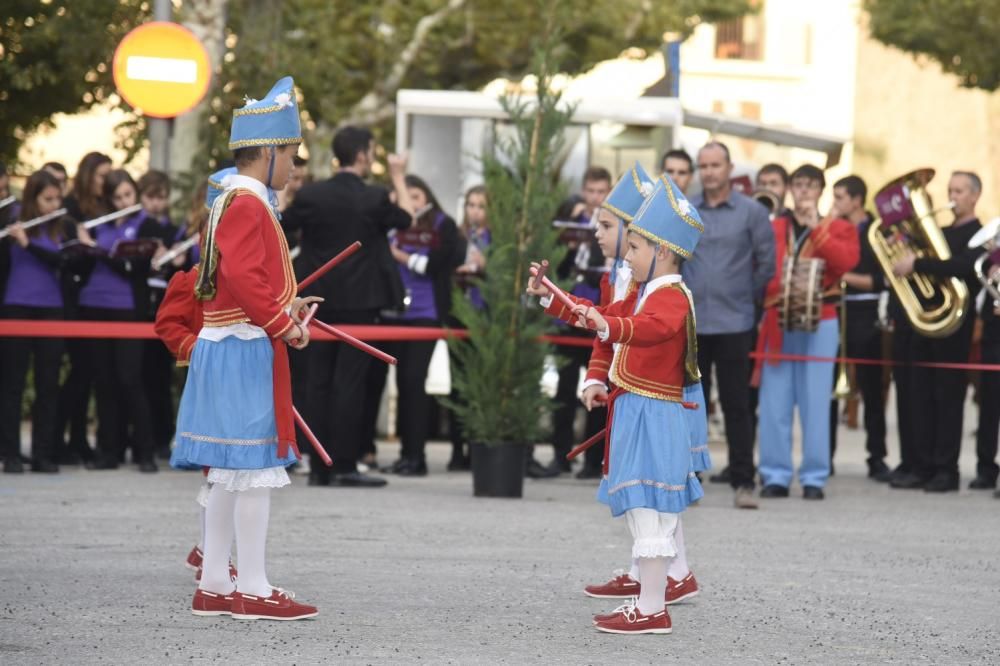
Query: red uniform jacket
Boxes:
[
  {"xmin": 202, "ymin": 192, "xmax": 299, "ymax": 459},
  {"xmin": 155, "ymin": 268, "xmax": 202, "ymax": 367},
  {"xmin": 755, "ymin": 215, "xmax": 860, "ymax": 379}
]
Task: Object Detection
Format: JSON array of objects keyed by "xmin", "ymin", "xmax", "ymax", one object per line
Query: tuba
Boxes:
[
  {"xmin": 867, "ymin": 169, "xmax": 969, "ymax": 337},
  {"xmin": 751, "ymin": 188, "xmax": 783, "ymax": 219},
  {"xmin": 970, "ymin": 217, "xmax": 1000, "ymax": 306}
]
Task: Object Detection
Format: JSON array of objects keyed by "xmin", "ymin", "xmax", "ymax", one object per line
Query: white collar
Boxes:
[
  {"xmin": 643, "ymin": 273, "xmax": 683, "ymax": 291},
  {"xmin": 222, "ymin": 174, "xmax": 269, "ymax": 202}
]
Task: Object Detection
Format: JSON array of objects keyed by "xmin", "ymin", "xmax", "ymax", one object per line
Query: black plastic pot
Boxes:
[{"xmin": 469, "ymin": 442, "xmax": 526, "ymax": 498}]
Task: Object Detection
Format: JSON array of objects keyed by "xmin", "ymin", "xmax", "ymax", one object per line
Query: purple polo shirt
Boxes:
[
  {"xmin": 3, "ymin": 234, "xmax": 63, "ymax": 308},
  {"xmin": 78, "ymin": 212, "xmax": 146, "ymax": 310},
  {"xmin": 396, "ymin": 214, "xmax": 444, "ymax": 322}
]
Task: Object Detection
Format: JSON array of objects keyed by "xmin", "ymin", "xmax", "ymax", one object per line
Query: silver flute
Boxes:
[
  {"xmin": 81, "ymin": 204, "xmax": 144, "ymax": 230},
  {"xmin": 152, "ymin": 233, "xmax": 200, "ymax": 270},
  {"xmin": 0, "ymin": 208, "xmax": 68, "ymax": 240}
]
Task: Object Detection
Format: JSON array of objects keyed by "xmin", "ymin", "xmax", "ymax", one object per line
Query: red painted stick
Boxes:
[
  {"xmin": 296, "ymin": 241, "xmax": 362, "ymax": 292},
  {"xmin": 299, "ymin": 303, "xmax": 319, "ymax": 328},
  {"xmin": 566, "ymin": 428, "xmax": 606, "ymax": 461},
  {"xmin": 292, "ymin": 406, "xmax": 332, "ymax": 466},
  {"xmin": 529, "ymin": 265, "xmax": 577, "ymax": 312},
  {"xmin": 530, "ymin": 259, "xmax": 549, "ymax": 290},
  {"xmin": 310, "ymin": 318, "xmax": 397, "ymax": 365}
]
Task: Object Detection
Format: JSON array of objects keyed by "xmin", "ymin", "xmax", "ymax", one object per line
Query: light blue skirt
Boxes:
[
  {"xmin": 684, "ymin": 383, "xmax": 712, "ymax": 473},
  {"xmin": 597, "ymin": 391, "xmax": 703, "ymax": 517},
  {"xmin": 170, "ymin": 336, "xmax": 297, "ymax": 471}
]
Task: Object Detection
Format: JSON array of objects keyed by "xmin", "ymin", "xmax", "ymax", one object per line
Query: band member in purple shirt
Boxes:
[
  {"xmin": 0, "ymin": 170, "xmax": 75, "ymax": 473},
  {"xmin": 378, "ymin": 175, "xmax": 462, "ymax": 476},
  {"xmin": 77, "ymin": 169, "xmax": 162, "ymax": 473}
]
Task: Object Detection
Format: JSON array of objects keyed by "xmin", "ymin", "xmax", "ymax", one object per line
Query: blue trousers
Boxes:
[{"xmin": 758, "ymin": 318, "xmax": 838, "ymax": 489}]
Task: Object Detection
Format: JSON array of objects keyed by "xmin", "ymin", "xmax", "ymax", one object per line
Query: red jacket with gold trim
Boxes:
[
  {"xmin": 155, "ymin": 267, "xmax": 202, "ymax": 367},
  {"xmin": 202, "ymin": 192, "xmax": 297, "ymax": 338}
]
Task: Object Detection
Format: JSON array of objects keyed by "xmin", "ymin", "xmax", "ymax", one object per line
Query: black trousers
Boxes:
[
  {"xmin": 891, "ymin": 323, "xmax": 917, "ymax": 471},
  {"xmin": 830, "ymin": 316, "xmax": 887, "ymax": 465},
  {"xmin": 698, "ymin": 330, "xmax": 755, "ymax": 488},
  {"xmin": 910, "ymin": 316, "xmax": 975, "ymax": 478},
  {"xmin": 143, "ymin": 339, "xmax": 176, "ymax": 452},
  {"xmin": 305, "ymin": 308, "xmax": 381, "ymax": 476},
  {"xmin": 975, "ymin": 336, "xmax": 1000, "ymax": 482},
  {"xmin": 80, "ymin": 307, "xmax": 155, "ymax": 464},
  {"xmin": 57, "ymin": 337, "xmax": 94, "ymax": 456},
  {"xmin": 552, "ymin": 343, "xmax": 605, "ymax": 469},
  {"xmin": 0, "ymin": 306, "xmax": 64, "ymax": 462},
  {"xmin": 376, "ymin": 319, "xmax": 438, "ymax": 464}
]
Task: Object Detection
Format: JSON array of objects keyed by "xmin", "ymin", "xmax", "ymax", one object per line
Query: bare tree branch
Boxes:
[{"xmin": 623, "ymin": 0, "xmax": 654, "ymax": 42}]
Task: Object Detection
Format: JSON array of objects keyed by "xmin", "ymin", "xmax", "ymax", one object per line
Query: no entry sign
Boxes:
[{"xmin": 112, "ymin": 21, "xmax": 211, "ymax": 118}]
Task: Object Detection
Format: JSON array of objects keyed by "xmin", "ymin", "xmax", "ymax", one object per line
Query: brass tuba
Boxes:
[
  {"xmin": 751, "ymin": 188, "xmax": 783, "ymax": 219},
  {"xmin": 970, "ymin": 217, "xmax": 1000, "ymax": 306},
  {"xmin": 867, "ymin": 169, "xmax": 969, "ymax": 337}
]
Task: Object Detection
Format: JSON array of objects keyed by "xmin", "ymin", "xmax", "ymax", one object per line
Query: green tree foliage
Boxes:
[
  {"xmin": 866, "ymin": 0, "xmax": 1000, "ymax": 90},
  {"xmin": 445, "ymin": 29, "xmax": 571, "ymax": 445},
  {"xmin": 0, "ymin": 1, "xmax": 149, "ymax": 165}
]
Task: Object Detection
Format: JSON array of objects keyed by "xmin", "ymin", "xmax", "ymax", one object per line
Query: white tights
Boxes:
[{"xmin": 198, "ymin": 485, "xmax": 273, "ymax": 597}]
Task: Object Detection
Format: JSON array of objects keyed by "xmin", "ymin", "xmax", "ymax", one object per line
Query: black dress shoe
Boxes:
[
  {"xmin": 923, "ymin": 472, "xmax": 958, "ymax": 493},
  {"xmin": 307, "ymin": 471, "xmax": 330, "ymax": 486},
  {"xmin": 709, "ymin": 466, "xmax": 731, "ymax": 484},
  {"xmin": 526, "ymin": 459, "xmax": 559, "ymax": 479},
  {"xmin": 968, "ymin": 475, "xmax": 997, "ymax": 490},
  {"xmin": 3, "ymin": 457, "xmax": 24, "ymax": 474},
  {"xmin": 138, "ymin": 460, "xmax": 159, "ymax": 473},
  {"xmin": 868, "ymin": 460, "xmax": 892, "ymax": 483},
  {"xmin": 397, "ymin": 459, "xmax": 428, "ymax": 477},
  {"xmin": 380, "ymin": 459, "xmax": 407, "ymax": 474},
  {"xmin": 575, "ymin": 465, "xmax": 603, "ymax": 480},
  {"xmin": 86, "ymin": 456, "xmax": 119, "ymax": 471},
  {"xmin": 446, "ymin": 455, "xmax": 471, "ymax": 472},
  {"xmin": 760, "ymin": 484, "xmax": 789, "ymax": 498},
  {"xmin": 889, "ymin": 471, "xmax": 926, "ymax": 489},
  {"xmin": 30, "ymin": 460, "xmax": 59, "ymax": 474},
  {"xmin": 802, "ymin": 485, "xmax": 825, "ymax": 500},
  {"xmin": 330, "ymin": 471, "xmax": 388, "ymax": 487}
]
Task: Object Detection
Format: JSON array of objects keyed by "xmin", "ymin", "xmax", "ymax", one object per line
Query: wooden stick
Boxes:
[
  {"xmin": 566, "ymin": 428, "xmax": 606, "ymax": 461},
  {"xmin": 297, "ymin": 241, "xmax": 362, "ymax": 292},
  {"xmin": 310, "ymin": 318, "xmax": 397, "ymax": 365},
  {"xmin": 292, "ymin": 406, "xmax": 332, "ymax": 466},
  {"xmin": 530, "ymin": 259, "xmax": 549, "ymax": 290}
]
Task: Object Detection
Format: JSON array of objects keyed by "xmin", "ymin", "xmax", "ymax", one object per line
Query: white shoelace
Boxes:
[
  {"xmin": 271, "ymin": 586, "xmax": 296, "ymax": 600},
  {"xmin": 610, "ymin": 597, "xmax": 639, "ymax": 623}
]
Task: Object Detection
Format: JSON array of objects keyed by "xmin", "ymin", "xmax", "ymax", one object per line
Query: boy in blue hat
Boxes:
[
  {"xmin": 170, "ymin": 78, "xmax": 321, "ymax": 621},
  {"xmin": 536, "ymin": 173, "xmax": 705, "ymax": 634},
  {"xmin": 529, "ymin": 164, "xmax": 707, "ymax": 609}
]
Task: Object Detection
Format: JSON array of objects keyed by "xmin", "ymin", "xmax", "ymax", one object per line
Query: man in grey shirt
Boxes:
[{"xmin": 683, "ymin": 141, "xmax": 775, "ymax": 509}]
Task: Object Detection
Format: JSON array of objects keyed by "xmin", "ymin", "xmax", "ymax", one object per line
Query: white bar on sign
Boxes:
[{"xmin": 126, "ymin": 56, "xmax": 197, "ymax": 84}]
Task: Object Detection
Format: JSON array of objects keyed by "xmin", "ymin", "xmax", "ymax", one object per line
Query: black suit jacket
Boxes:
[{"xmin": 283, "ymin": 172, "xmax": 411, "ymax": 312}]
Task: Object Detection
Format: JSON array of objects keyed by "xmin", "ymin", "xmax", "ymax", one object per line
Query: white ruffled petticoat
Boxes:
[
  {"xmin": 626, "ymin": 507, "xmax": 679, "ymax": 559},
  {"xmin": 207, "ymin": 466, "xmax": 290, "ymax": 492}
]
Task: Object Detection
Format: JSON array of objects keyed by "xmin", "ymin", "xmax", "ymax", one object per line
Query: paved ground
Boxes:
[{"xmin": 2, "ymin": 403, "xmax": 999, "ymax": 665}]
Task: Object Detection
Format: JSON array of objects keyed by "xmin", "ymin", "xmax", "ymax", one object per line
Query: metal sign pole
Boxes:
[{"xmin": 147, "ymin": 0, "xmax": 173, "ymax": 172}]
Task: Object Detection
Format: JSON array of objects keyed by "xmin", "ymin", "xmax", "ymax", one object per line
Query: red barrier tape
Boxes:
[{"xmin": 1, "ymin": 320, "xmax": 997, "ymax": 371}]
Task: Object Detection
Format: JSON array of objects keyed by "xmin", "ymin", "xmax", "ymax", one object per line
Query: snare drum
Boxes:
[{"xmin": 778, "ymin": 257, "xmax": 825, "ymax": 332}]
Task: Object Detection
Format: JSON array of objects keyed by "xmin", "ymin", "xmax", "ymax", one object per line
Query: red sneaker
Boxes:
[
  {"xmin": 594, "ymin": 601, "xmax": 672, "ymax": 635},
  {"xmin": 185, "ymin": 546, "xmax": 203, "ymax": 571},
  {"xmin": 194, "ymin": 561, "xmax": 238, "ymax": 582},
  {"xmin": 231, "ymin": 588, "xmax": 318, "ymax": 621},
  {"xmin": 583, "ymin": 570, "xmax": 641, "ymax": 599},
  {"xmin": 666, "ymin": 572, "xmax": 699, "ymax": 605},
  {"xmin": 191, "ymin": 588, "xmax": 234, "ymax": 617}
]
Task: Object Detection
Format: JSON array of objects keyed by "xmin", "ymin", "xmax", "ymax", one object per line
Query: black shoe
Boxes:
[
  {"xmin": 868, "ymin": 460, "xmax": 892, "ymax": 483},
  {"xmin": 307, "ymin": 471, "xmax": 330, "ymax": 486},
  {"xmin": 802, "ymin": 485, "xmax": 825, "ymax": 500},
  {"xmin": 968, "ymin": 475, "xmax": 997, "ymax": 490},
  {"xmin": 86, "ymin": 455, "xmax": 119, "ymax": 471},
  {"xmin": 526, "ymin": 459, "xmax": 559, "ymax": 479},
  {"xmin": 155, "ymin": 446, "xmax": 172, "ymax": 461},
  {"xmin": 329, "ymin": 471, "xmax": 388, "ymax": 487},
  {"xmin": 923, "ymin": 472, "xmax": 958, "ymax": 493},
  {"xmin": 3, "ymin": 457, "xmax": 24, "ymax": 474},
  {"xmin": 30, "ymin": 460, "xmax": 59, "ymax": 474},
  {"xmin": 397, "ymin": 459, "xmax": 428, "ymax": 477},
  {"xmin": 575, "ymin": 465, "xmax": 602, "ymax": 480},
  {"xmin": 760, "ymin": 484, "xmax": 789, "ymax": 498},
  {"xmin": 138, "ymin": 460, "xmax": 158, "ymax": 473},
  {"xmin": 709, "ymin": 466, "xmax": 731, "ymax": 484},
  {"xmin": 889, "ymin": 471, "xmax": 926, "ymax": 489},
  {"xmin": 550, "ymin": 458, "xmax": 572, "ymax": 474},
  {"xmin": 446, "ymin": 455, "xmax": 471, "ymax": 472},
  {"xmin": 380, "ymin": 459, "xmax": 407, "ymax": 474},
  {"xmin": 58, "ymin": 449, "xmax": 82, "ymax": 466}
]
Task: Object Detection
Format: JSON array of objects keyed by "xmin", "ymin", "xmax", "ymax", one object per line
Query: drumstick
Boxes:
[
  {"xmin": 297, "ymin": 241, "xmax": 362, "ymax": 292},
  {"xmin": 530, "ymin": 259, "xmax": 549, "ymax": 290},
  {"xmin": 566, "ymin": 428, "xmax": 606, "ymax": 461},
  {"xmin": 292, "ymin": 406, "xmax": 332, "ymax": 466},
  {"xmin": 310, "ymin": 318, "xmax": 397, "ymax": 365},
  {"xmin": 529, "ymin": 265, "xmax": 577, "ymax": 311}
]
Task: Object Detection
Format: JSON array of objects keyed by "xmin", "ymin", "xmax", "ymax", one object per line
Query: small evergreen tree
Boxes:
[{"xmin": 447, "ymin": 27, "xmax": 572, "ymax": 446}]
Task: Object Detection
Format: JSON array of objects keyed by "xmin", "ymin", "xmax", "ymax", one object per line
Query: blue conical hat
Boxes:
[
  {"xmin": 602, "ymin": 162, "xmax": 655, "ymax": 222},
  {"xmin": 204, "ymin": 167, "xmax": 237, "ymax": 211},
  {"xmin": 228, "ymin": 76, "xmax": 302, "ymax": 150},
  {"xmin": 630, "ymin": 174, "xmax": 704, "ymax": 259}
]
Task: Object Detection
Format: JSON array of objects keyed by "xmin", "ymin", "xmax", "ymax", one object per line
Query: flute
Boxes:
[
  {"xmin": 152, "ymin": 233, "xmax": 200, "ymax": 270},
  {"xmin": 0, "ymin": 208, "xmax": 68, "ymax": 240},
  {"xmin": 0, "ymin": 196, "xmax": 16, "ymax": 211},
  {"xmin": 81, "ymin": 204, "xmax": 144, "ymax": 230}
]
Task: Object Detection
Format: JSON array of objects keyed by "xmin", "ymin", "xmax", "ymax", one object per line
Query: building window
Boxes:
[{"xmin": 715, "ymin": 2, "xmax": 765, "ymax": 61}]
